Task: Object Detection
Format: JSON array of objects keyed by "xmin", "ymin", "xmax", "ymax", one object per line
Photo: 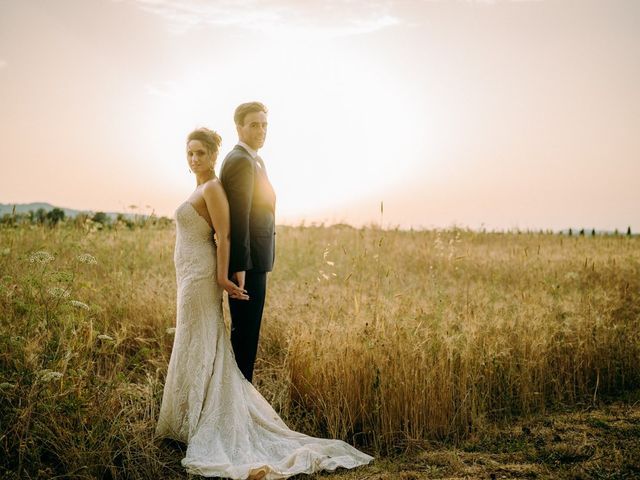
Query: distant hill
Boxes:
[{"xmin": 0, "ymin": 202, "xmax": 144, "ymax": 220}]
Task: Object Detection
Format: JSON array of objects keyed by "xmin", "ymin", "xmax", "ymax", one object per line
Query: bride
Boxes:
[{"xmin": 155, "ymin": 128, "xmax": 373, "ymax": 479}]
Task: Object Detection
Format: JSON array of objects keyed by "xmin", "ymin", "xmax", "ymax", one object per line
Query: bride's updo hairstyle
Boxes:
[{"xmin": 187, "ymin": 127, "xmax": 222, "ymax": 156}]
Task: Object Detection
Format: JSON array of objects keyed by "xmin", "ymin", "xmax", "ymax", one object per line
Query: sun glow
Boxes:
[{"xmin": 138, "ymin": 34, "xmax": 439, "ymax": 223}]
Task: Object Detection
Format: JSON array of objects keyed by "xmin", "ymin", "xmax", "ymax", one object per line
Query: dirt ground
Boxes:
[{"xmin": 302, "ymin": 401, "xmax": 640, "ymax": 480}]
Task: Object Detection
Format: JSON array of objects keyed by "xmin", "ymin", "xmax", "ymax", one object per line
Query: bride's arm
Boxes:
[{"xmin": 203, "ymin": 181, "xmax": 249, "ymax": 300}]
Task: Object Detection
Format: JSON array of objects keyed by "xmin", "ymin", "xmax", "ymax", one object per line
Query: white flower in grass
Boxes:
[
  {"xmin": 77, "ymin": 253, "xmax": 97, "ymax": 265},
  {"xmin": 29, "ymin": 251, "xmax": 54, "ymax": 264},
  {"xmin": 48, "ymin": 286, "xmax": 70, "ymax": 298},
  {"xmin": 166, "ymin": 327, "xmax": 176, "ymax": 335},
  {"xmin": 318, "ymin": 269, "xmax": 330, "ymax": 281},
  {"xmin": 69, "ymin": 300, "xmax": 90, "ymax": 310},
  {"xmin": 38, "ymin": 369, "xmax": 63, "ymax": 382},
  {"xmin": 97, "ymin": 334, "xmax": 114, "ymax": 341}
]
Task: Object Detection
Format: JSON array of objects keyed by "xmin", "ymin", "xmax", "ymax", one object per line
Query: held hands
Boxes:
[
  {"xmin": 219, "ymin": 276, "xmax": 249, "ymax": 301},
  {"xmin": 232, "ymin": 271, "xmax": 246, "ymax": 291}
]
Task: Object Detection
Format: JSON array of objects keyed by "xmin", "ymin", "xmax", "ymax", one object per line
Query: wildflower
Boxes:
[
  {"xmin": 38, "ymin": 369, "xmax": 63, "ymax": 382},
  {"xmin": 29, "ymin": 251, "xmax": 54, "ymax": 264},
  {"xmin": 69, "ymin": 300, "xmax": 90, "ymax": 311},
  {"xmin": 48, "ymin": 286, "xmax": 70, "ymax": 298},
  {"xmin": 166, "ymin": 327, "xmax": 176, "ymax": 335},
  {"xmin": 77, "ymin": 253, "xmax": 97, "ymax": 265},
  {"xmin": 97, "ymin": 334, "xmax": 114, "ymax": 341}
]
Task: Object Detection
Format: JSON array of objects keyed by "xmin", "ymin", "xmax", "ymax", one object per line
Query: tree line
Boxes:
[{"xmin": 0, "ymin": 207, "xmax": 172, "ymax": 229}]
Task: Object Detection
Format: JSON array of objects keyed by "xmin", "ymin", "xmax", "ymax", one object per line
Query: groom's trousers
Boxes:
[{"xmin": 229, "ymin": 271, "xmax": 267, "ymax": 384}]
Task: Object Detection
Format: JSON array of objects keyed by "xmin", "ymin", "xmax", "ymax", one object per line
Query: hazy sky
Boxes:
[{"xmin": 1, "ymin": 0, "xmax": 638, "ymax": 230}]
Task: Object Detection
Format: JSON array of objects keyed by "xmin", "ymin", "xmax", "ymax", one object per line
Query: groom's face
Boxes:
[{"xmin": 237, "ymin": 111, "xmax": 268, "ymax": 151}]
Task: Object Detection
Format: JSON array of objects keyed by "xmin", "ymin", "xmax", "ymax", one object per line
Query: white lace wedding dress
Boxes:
[{"xmin": 156, "ymin": 202, "xmax": 373, "ymax": 479}]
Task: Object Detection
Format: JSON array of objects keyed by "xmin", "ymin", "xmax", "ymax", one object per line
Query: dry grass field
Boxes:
[{"xmin": 1, "ymin": 221, "xmax": 639, "ymax": 479}]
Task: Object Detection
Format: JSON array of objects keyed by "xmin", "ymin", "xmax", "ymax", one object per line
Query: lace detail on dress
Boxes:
[{"xmin": 156, "ymin": 201, "xmax": 373, "ymax": 479}]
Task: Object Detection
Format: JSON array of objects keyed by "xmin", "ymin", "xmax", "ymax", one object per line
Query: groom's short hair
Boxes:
[{"xmin": 234, "ymin": 102, "xmax": 268, "ymax": 126}]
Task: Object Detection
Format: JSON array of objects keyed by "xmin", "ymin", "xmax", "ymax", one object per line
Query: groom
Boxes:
[{"xmin": 220, "ymin": 101, "xmax": 276, "ymax": 384}]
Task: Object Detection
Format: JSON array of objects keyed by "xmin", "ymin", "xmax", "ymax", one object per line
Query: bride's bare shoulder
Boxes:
[{"xmin": 202, "ymin": 178, "xmax": 228, "ymax": 204}]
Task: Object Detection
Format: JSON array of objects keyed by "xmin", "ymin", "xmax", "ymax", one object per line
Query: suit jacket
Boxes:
[{"xmin": 220, "ymin": 145, "xmax": 276, "ymax": 274}]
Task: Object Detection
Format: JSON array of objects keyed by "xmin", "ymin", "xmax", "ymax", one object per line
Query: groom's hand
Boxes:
[
  {"xmin": 219, "ymin": 278, "xmax": 249, "ymax": 301},
  {"xmin": 232, "ymin": 271, "xmax": 246, "ymax": 291}
]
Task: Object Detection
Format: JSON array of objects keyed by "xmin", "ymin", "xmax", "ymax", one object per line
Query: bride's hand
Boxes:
[{"xmin": 219, "ymin": 278, "xmax": 249, "ymax": 301}]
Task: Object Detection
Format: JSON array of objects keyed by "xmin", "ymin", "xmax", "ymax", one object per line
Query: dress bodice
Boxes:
[{"xmin": 174, "ymin": 202, "xmax": 217, "ymax": 284}]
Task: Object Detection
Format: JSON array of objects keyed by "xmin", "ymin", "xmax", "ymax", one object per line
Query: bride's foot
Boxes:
[{"xmin": 247, "ymin": 466, "xmax": 268, "ymax": 480}]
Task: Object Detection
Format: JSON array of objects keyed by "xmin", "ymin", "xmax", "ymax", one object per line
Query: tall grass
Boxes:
[
  {"xmin": 278, "ymin": 228, "xmax": 640, "ymax": 451},
  {"xmin": 1, "ymin": 224, "xmax": 638, "ymax": 477}
]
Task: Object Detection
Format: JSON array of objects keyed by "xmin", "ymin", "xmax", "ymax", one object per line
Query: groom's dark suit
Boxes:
[{"xmin": 220, "ymin": 144, "xmax": 276, "ymax": 383}]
